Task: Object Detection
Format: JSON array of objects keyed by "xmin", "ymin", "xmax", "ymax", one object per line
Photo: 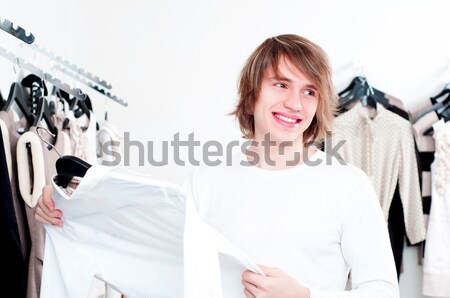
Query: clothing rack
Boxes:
[
  {"xmin": 54, "ymin": 64, "xmax": 128, "ymax": 107},
  {"xmin": 0, "ymin": 16, "xmax": 127, "ymax": 107},
  {"xmin": 0, "ymin": 17, "xmax": 35, "ymax": 44},
  {"xmin": 0, "ymin": 46, "xmax": 87, "ymax": 100},
  {"xmin": 33, "ymin": 44, "xmax": 112, "ymax": 90}
]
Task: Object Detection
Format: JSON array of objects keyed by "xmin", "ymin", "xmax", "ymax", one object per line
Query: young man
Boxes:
[{"xmin": 36, "ymin": 34, "xmax": 399, "ymax": 298}]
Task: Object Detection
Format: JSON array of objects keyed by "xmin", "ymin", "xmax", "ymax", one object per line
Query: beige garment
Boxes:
[
  {"xmin": 326, "ymin": 102, "xmax": 426, "ymax": 245},
  {"xmin": 423, "ymin": 120, "xmax": 450, "ymax": 297},
  {"xmin": 52, "ymin": 98, "xmax": 101, "ymax": 165},
  {"xmin": 97, "ymin": 121, "xmax": 123, "ymax": 166},
  {"xmin": 17, "ymin": 127, "xmax": 66, "ymax": 298},
  {"xmin": 0, "ymin": 110, "xmax": 30, "ymax": 260}
]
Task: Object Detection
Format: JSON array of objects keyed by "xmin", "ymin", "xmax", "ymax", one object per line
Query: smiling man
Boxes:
[
  {"xmin": 183, "ymin": 34, "xmax": 399, "ymax": 298},
  {"xmin": 35, "ymin": 34, "xmax": 399, "ymax": 298}
]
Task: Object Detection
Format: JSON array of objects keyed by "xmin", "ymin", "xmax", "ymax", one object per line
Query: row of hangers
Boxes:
[
  {"xmin": 0, "ymin": 17, "xmax": 102, "ymax": 187},
  {"xmin": 338, "ymin": 75, "xmax": 450, "ymax": 135},
  {"xmin": 0, "ymin": 73, "xmax": 92, "ymax": 187},
  {"xmin": 0, "ymin": 74, "xmax": 92, "ymax": 134}
]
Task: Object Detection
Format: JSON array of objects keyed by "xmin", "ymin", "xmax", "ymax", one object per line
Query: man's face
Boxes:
[{"xmin": 252, "ymin": 58, "xmax": 319, "ymax": 145}]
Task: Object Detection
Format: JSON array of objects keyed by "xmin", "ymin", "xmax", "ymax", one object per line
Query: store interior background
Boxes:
[{"xmin": 1, "ymin": 1, "xmax": 449, "ymax": 297}]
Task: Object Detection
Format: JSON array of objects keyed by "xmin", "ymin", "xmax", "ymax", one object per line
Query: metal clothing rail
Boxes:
[
  {"xmin": 54, "ymin": 64, "xmax": 128, "ymax": 107},
  {"xmin": 0, "ymin": 16, "xmax": 127, "ymax": 107},
  {"xmin": 0, "ymin": 46, "xmax": 87, "ymax": 100},
  {"xmin": 33, "ymin": 44, "xmax": 113, "ymax": 90},
  {"xmin": 0, "ymin": 16, "xmax": 35, "ymax": 44}
]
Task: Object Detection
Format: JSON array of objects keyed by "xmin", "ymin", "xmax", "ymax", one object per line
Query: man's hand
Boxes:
[
  {"xmin": 34, "ymin": 185, "xmax": 64, "ymax": 226},
  {"xmin": 242, "ymin": 265, "xmax": 310, "ymax": 298}
]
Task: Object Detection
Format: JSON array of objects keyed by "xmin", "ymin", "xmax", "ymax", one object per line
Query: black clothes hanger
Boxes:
[
  {"xmin": 21, "ymin": 74, "xmax": 49, "ymax": 117},
  {"xmin": 339, "ymin": 77, "xmax": 395, "ymax": 111},
  {"xmin": 56, "ymin": 155, "xmax": 91, "ymax": 188},
  {"xmin": 338, "ymin": 77, "xmax": 363, "ymax": 99},
  {"xmin": 1, "ymin": 82, "xmax": 34, "ymax": 124},
  {"xmin": 33, "ymin": 96, "xmax": 57, "ymax": 134},
  {"xmin": 415, "ymin": 93, "xmax": 450, "ymax": 123},
  {"xmin": 430, "ymin": 85, "xmax": 450, "ymax": 104},
  {"xmin": 0, "ymin": 90, "xmax": 4, "ymax": 109},
  {"xmin": 35, "ymin": 126, "xmax": 92, "ymax": 188},
  {"xmin": 423, "ymin": 100, "xmax": 450, "ymax": 136},
  {"xmin": 21, "ymin": 74, "xmax": 48, "ymax": 96},
  {"xmin": 58, "ymin": 89, "xmax": 91, "ymax": 120}
]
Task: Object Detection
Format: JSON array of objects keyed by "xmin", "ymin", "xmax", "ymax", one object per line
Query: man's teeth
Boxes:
[{"xmin": 275, "ymin": 114, "xmax": 297, "ymax": 123}]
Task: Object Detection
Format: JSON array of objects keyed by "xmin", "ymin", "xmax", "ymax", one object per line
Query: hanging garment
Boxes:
[
  {"xmin": 75, "ymin": 112, "xmax": 98, "ymax": 164},
  {"xmin": 41, "ymin": 166, "xmax": 263, "ymax": 298},
  {"xmin": 16, "ymin": 127, "xmax": 70, "ymax": 298},
  {"xmin": 411, "ymin": 109, "xmax": 439, "ymax": 222},
  {"xmin": 423, "ymin": 119, "xmax": 450, "ymax": 297},
  {"xmin": 54, "ymin": 104, "xmax": 98, "ymax": 164},
  {"xmin": 96, "ymin": 120, "xmax": 123, "ymax": 166},
  {"xmin": 0, "ymin": 128, "xmax": 28, "ymax": 297},
  {"xmin": 326, "ymin": 102, "xmax": 426, "ymax": 245},
  {"xmin": 0, "ymin": 110, "xmax": 30, "ymax": 260}
]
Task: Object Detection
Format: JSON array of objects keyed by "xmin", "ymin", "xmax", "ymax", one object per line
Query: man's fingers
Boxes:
[
  {"xmin": 244, "ymin": 288, "xmax": 256, "ymax": 298},
  {"xmin": 34, "ymin": 212, "xmax": 51, "ymax": 225},
  {"xmin": 37, "ymin": 186, "xmax": 62, "ymax": 219},
  {"xmin": 257, "ymin": 264, "xmax": 280, "ymax": 277},
  {"xmin": 35, "ymin": 206, "xmax": 63, "ymax": 226},
  {"xmin": 242, "ymin": 270, "xmax": 265, "ymax": 287},
  {"xmin": 242, "ymin": 280, "xmax": 260, "ymax": 294},
  {"xmin": 34, "ymin": 206, "xmax": 63, "ymax": 226},
  {"xmin": 42, "ymin": 185, "xmax": 55, "ymax": 211}
]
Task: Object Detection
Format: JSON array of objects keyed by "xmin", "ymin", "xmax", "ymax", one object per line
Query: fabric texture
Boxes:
[
  {"xmin": 17, "ymin": 127, "xmax": 66, "ymax": 298},
  {"xmin": 41, "ymin": 166, "xmax": 262, "ymax": 298},
  {"xmin": 326, "ymin": 102, "xmax": 426, "ymax": 245},
  {"xmin": 0, "ymin": 127, "xmax": 28, "ymax": 297},
  {"xmin": 0, "ymin": 110, "xmax": 31, "ymax": 259},
  {"xmin": 96, "ymin": 120, "xmax": 123, "ymax": 166},
  {"xmin": 183, "ymin": 149, "xmax": 399, "ymax": 298},
  {"xmin": 422, "ymin": 119, "xmax": 450, "ymax": 297}
]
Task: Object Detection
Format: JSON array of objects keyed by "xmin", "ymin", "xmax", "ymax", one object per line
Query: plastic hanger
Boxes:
[
  {"xmin": 423, "ymin": 100, "xmax": 450, "ymax": 135},
  {"xmin": 338, "ymin": 76, "xmax": 366, "ymax": 103},
  {"xmin": 339, "ymin": 77, "xmax": 394, "ymax": 111},
  {"xmin": 0, "ymin": 90, "xmax": 4, "ymax": 108},
  {"xmin": 430, "ymin": 84, "xmax": 450, "ymax": 104},
  {"xmin": 21, "ymin": 74, "xmax": 48, "ymax": 96},
  {"xmin": 59, "ymin": 89, "xmax": 91, "ymax": 120},
  {"xmin": 33, "ymin": 96, "xmax": 58, "ymax": 135},
  {"xmin": 415, "ymin": 93, "xmax": 450, "ymax": 123},
  {"xmin": 2, "ymin": 82, "xmax": 34, "ymax": 124},
  {"xmin": 36, "ymin": 126, "xmax": 91, "ymax": 188},
  {"xmin": 56, "ymin": 155, "xmax": 91, "ymax": 188}
]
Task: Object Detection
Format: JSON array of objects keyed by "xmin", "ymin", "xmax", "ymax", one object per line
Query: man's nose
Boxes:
[{"xmin": 283, "ymin": 91, "xmax": 302, "ymax": 111}]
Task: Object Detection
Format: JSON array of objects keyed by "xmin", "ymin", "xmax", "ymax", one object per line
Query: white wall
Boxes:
[{"xmin": 1, "ymin": 1, "xmax": 448, "ymax": 297}]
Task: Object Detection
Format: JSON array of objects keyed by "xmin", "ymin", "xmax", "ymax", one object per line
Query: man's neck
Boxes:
[{"xmin": 246, "ymin": 140, "xmax": 316, "ymax": 170}]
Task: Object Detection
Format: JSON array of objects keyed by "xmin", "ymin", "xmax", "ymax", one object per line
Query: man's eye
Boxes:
[
  {"xmin": 303, "ymin": 90, "xmax": 316, "ymax": 97},
  {"xmin": 275, "ymin": 83, "xmax": 287, "ymax": 88}
]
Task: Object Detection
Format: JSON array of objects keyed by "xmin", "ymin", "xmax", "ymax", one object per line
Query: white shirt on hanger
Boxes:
[{"xmin": 41, "ymin": 166, "xmax": 262, "ymax": 298}]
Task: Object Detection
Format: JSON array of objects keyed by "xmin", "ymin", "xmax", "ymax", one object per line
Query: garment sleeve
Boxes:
[
  {"xmin": 309, "ymin": 175, "xmax": 399, "ymax": 298},
  {"xmin": 398, "ymin": 127, "xmax": 426, "ymax": 245}
]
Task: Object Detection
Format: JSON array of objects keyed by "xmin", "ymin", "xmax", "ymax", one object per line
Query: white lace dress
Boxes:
[{"xmin": 423, "ymin": 119, "xmax": 450, "ymax": 297}]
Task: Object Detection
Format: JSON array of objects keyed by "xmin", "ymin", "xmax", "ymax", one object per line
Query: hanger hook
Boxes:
[{"xmin": 36, "ymin": 126, "xmax": 61, "ymax": 157}]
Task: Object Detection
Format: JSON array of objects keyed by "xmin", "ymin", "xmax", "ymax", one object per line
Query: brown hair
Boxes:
[{"xmin": 231, "ymin": 34, "xmax": 337, "ymax": 144}]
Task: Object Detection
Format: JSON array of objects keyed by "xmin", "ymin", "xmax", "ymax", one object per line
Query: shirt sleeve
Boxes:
[
  {"xmin": 309, "ymin": 174, "xmax": 399, "ymax": 298},
  {"xmin": 398, "ymin": 126, "xmax": 426, "ymax": 245}
]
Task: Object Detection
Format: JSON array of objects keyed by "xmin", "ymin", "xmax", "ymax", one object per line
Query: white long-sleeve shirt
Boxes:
[{"xmin": 183, "ymin": 149, "xmax": 399, "ymax": 298}]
